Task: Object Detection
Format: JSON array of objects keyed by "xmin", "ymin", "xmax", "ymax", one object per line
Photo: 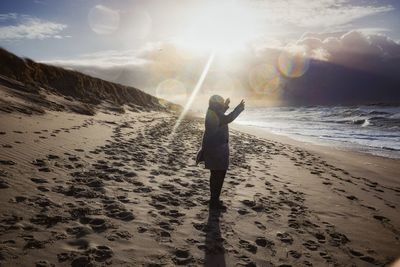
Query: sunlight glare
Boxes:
[
  {"xmin": 170, "ymin": 52, "xmax": 215, "ymax": 136},
  {"xmin": 178, "ymin": 1, "xmax": 259, "ymax": 53}
]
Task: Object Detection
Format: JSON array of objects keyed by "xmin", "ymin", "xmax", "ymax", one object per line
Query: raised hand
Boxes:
[
  {"xmin": 237, "ymin": 99, "xmax": 245, "ymax": 111},
  {"xmin": 224, "ymin": 98, "xmax": 230, "ymax": 107}
]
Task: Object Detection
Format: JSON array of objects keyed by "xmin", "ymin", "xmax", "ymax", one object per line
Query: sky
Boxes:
[{"xmin": 1, "ymin": 0, "xmax": 400, "ymax": 107}]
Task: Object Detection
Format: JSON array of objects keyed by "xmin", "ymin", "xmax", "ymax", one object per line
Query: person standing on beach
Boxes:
[{"xmin": 196, "ymin": 95, "xmax": 245, "ymax": 209}]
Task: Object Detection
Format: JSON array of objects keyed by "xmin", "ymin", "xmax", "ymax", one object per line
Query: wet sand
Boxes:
[{"xmin": 0, "ymin": 110, "xmax": 399, "ymax": 267}]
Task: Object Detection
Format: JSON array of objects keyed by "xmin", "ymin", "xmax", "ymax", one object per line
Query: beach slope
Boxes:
[{"xmin": 0, "ymin": 109, "xmax": 399, "ymax": 266}]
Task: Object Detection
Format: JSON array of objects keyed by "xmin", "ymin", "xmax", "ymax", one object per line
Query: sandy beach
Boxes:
[
  {"xmin": 0, "ymin": 46, "xmax": 399, "ymax": 267},
  {"xmin": 1, "ymin": 107, "xmax": 399, "ymax": 267}
]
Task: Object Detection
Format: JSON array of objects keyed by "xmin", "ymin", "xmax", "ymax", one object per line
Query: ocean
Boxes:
[{"xmin": 235, "ymin": 105, "xmax": 400, "ymax": 159}]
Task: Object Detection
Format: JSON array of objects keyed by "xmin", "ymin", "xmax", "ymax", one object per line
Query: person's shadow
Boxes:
[{"xmin": 204, "ymin": 208, "xmax": 226, "ymax": 267}]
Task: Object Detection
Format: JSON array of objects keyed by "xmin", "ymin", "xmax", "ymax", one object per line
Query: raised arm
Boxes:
[{"xmin": 219, "ymin": 100, "xmax": 245, "ymax": 125}]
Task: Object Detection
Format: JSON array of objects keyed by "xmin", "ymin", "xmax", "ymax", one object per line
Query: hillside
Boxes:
[{"xmin": 0, "ymin": 48, "xmax": 180, "ymax": 115}]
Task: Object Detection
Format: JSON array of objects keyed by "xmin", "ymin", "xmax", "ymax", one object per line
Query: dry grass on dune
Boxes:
[{"xmin": 0, "ymin": 48, "xmax": 181, "ymax": 116}]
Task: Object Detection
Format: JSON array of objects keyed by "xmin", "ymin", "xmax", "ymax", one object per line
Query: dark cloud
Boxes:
[
  {"xmin": 298, "ymin": 31, "xmax": 400, "ymax": 70},
  {"xmin": 249, "ymin": 30, "xmax": 400, "ymax": 105}
]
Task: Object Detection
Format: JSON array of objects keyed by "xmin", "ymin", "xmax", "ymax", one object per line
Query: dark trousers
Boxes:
[{"xmin": 209, "ymin": 170, "xmax": 227, "ymax": 204}]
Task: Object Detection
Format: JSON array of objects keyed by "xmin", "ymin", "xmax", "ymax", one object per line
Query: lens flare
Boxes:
[
  {"xmin": 88, "ymin": 5, "xmax": 120, "ymax": 35},
  {"xmin": 248, "ymin": 64, "xmax": 281, "ymax": 95},
  {"xmin": 156, "ymin": 79, "xmax": 187, "ymax": 106},
  {"xmin": 278, "ymin": 47, "xmax": 310, "ymax": 78},
  {"xmin": 170, "ymin": 52, "xmax": 215, "ymax": 136}
]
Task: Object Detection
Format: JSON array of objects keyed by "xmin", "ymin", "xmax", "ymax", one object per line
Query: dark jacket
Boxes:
[
  {"xmin": 196, "ymin": 103, "xmax": 244, "ymax": 169},
  {"xmin": 203, "ymin": 104, "xmax": 242, "ymax": 147}
]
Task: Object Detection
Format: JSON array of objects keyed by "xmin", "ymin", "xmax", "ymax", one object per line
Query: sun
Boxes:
[{"xmin": 177, "ymin": 1, "xmax": 260, "ymax": 54}]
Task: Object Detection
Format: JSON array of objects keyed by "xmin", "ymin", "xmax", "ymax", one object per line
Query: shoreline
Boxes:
[
  {"xmin": 233, "ymin": 104, "xmax": 400, "ymax": 160},
  {"xmin": 234, "ymin": 121, "xmax": 400, "ymax": 159},
  {"xmin": 231, "ymin": 123, "xmax": 400, "ymax": 187}
]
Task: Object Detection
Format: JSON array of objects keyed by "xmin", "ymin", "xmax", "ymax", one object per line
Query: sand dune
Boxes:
[{"xmin": 0, "ymin": 48, "xmax": 180, "ymax": 116}]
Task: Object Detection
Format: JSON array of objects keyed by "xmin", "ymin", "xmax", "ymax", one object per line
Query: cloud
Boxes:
[
  {"xmin": 252, "ymin": 0, "xmax": 393, "ymax": 29},
  {"xmin": 0, "ymin": 13, "xmax": 67, "ymax": 41},
  {"xmin": 43, "ymin": 49, "xmax": 148, "ymax": 68},
  {"xmin": 0, "ymin": 13, "xmax": 18, "ymax": 21},
  {"xmin": 42, "ymin": 30, "xmax": 400, "ymax": 106},
  {"xmin": 295, "ymin": 30, "xmax": 400, "ymax": 68},
  {"xmin": 33, "ymin": 0, "xmax": 47, "ymax": 4}
]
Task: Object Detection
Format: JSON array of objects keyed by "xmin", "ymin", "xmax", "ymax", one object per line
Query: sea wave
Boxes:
[{"xmin": 235, "ymin": 105, "xmax": 400, "ymax": 159}]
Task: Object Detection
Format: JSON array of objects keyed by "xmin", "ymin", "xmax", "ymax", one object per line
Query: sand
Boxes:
[
  {"xmin": 2, "ymin": 46, "xmax": 397, "ymax": 266},
  {"xmin": 0, "ymin": 108, "xmax": 399, "ymax": 267}
]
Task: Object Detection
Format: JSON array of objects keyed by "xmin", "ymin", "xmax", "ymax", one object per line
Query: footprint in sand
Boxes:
[
  {"xmin": 255, "ymin": 237, "xmax": 274, "ymax": 249},
  {"xmin": 173, "ymin": 248, "xmax": 194, "ymax": 265},
  {"xmin": 0, "ymin": 160, "xmax": 16, "ymax": 165},
  {"xmin": 303, "ymin": 240, "xmax": 319, "ymax": 251},
  {"xmin": 277, "ymin": 232, "xmax": 293, "ymax": 244},
  {"xmin": 327, "ymin": 231, "xmax": 350, "ymax": 246},
  {"xmin": 66, "ymin": 226, "xmax": 93, "ymax": 238},
  {"xmin": 102, "ymin": 199, "xmax": 134, "ymax": 221},
  {"xmin": 30, "ymin": 214, "xmax": 65, "ymax": 228},
  {"xmin": 79, "ymin": 217, "xmax": 112, "ymax": 233},
  {"xmin": 35, "ymin": 260, "xmax": 55, "ymax": 267},
  {"xmin": 137, "ymin": 225, "xmax": 148, "ymax": 233},
  {"xmin": 106, "ymin": 230, "xmax": 132, "ymax": 241},
  {"xmin": 254, "ymin": 221, "xmax": 266, "ymax": 230},
  {"xmin": 31, "ymin": 178, "xmax": 48, "ymax": 184},
  {"xmin": 239, "ymin": 239, "xmax": 258, "ymax": 254},
  {"xmin": 65, "ymin": 245, "xmax": 113, "ymax": 267},
  {"xmin": 288, "ymin": 250, "xmax": 302, "ymax": 259},
  {"xmin": 238, "ymin": 208, "xmax": 250, "ymax": 215},
  {"xmin": 346, "ymin": 195, "xmax": 358, "ymax": 201},
  {"xmin": 23, "ymin": 238, "xmax": 46, "ymax": 249},
  {"xmin": 373, "ymin": 215, "xmax": 390, "ymax": 223},
  {"xmin": 0, "ymin": 178, "xmax": 10, "ymax": 188},
  {"xmin": 360, "ymin": 255, "xmax": 377, "ymax": 264},
  {"xmin": 47, "ymin": 154, "xmax": 60, "ymax": 160},
  {"xmin": 349, "ymin": 249, "xmax": 364, "ymax": 257}
]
